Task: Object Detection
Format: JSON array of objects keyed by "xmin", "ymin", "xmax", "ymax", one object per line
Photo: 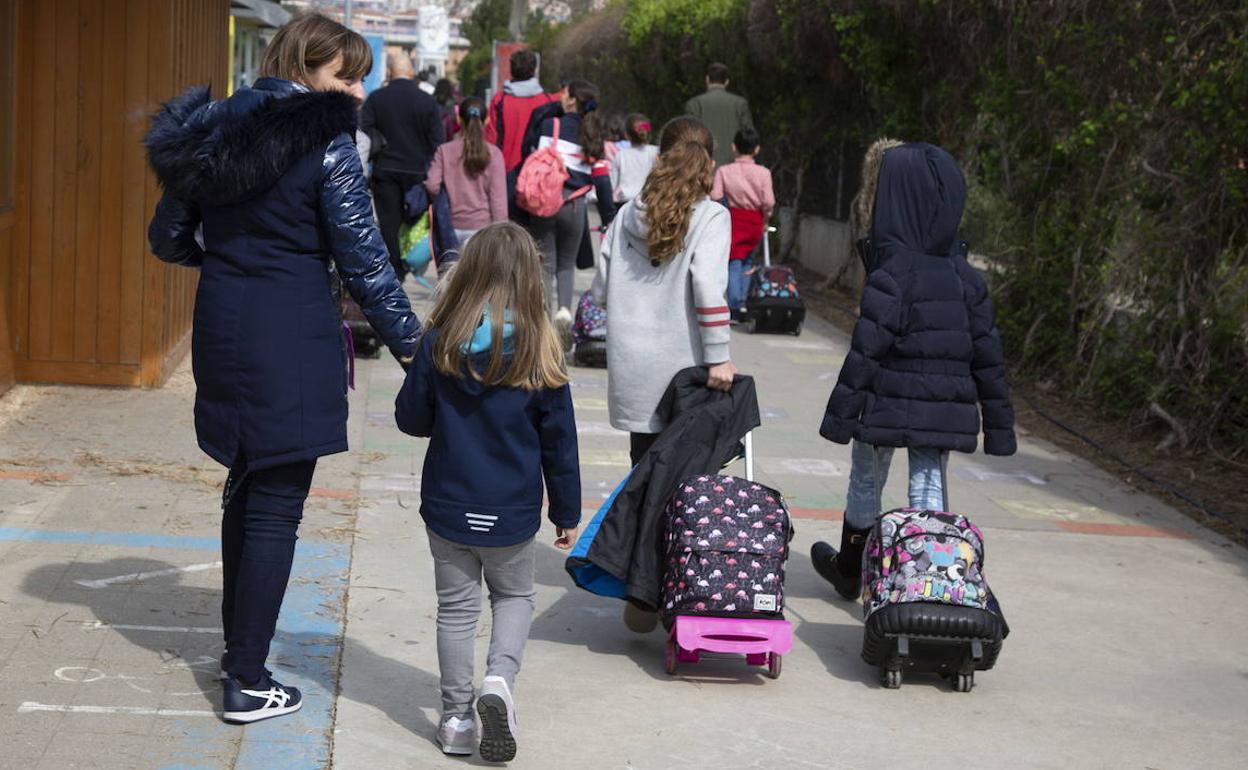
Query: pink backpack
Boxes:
[{"xmin": 515, "ymin": 118, "xmax": 590, "ymax": 217}]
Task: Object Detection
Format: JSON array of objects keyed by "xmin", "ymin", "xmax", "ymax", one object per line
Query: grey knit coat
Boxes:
[{"xmin": 591, "ymin": 197, "xmax": 732, "ymax": 433}]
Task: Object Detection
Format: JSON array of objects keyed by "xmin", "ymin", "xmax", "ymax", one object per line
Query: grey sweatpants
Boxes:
[
  {"xmin": 531, "ymin": 197, "xmax": 587, "ymax": 314},
  {"xmin": 426, "ymin": 531, "xmax": 537, "ymax": 718}
]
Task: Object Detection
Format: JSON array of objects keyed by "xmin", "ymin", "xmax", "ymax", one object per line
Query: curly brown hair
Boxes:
[{"xmin": 638, "ymin": 117, "xmax": 715, "ymax": 264}]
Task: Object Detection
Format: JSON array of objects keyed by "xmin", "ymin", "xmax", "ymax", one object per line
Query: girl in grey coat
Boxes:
[{"xmin": 592, "ymin": 116, "xmax": 738, "ymax": 467}]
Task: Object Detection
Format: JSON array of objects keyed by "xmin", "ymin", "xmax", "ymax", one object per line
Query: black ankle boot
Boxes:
[{"xmin": 810, "ymin": 525, "xmax": 871, "ymax": 601}]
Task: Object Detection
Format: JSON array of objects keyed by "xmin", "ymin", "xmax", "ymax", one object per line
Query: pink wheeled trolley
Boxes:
[
  {"xmin": 664, "ymin": 615, "xmax": 793, "ymax": 678},
  {"xmin": 660, "ymin": 433, "xmax": 794, "ymax": 679}
]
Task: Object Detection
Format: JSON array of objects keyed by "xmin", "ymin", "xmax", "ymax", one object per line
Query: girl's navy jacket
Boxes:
[
  {"xmin": 395, "ymin": 330, "xmax": 582, "ymax": 547},
  {"xmin": 821, "ymin": 143, "xmax": 1016, "ymax": 456}
]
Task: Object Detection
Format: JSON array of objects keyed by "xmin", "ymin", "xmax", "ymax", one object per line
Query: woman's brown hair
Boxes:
[
  {"xmin": 459, "ymin": 97, "xmax": 490, "ymax": 177},
  {"xmin": 425, "ymin": 222, "xmax": 568, "ymax": 390},
  {"xmin": 566, "ymin": 79, "xmax": 605, "ymax": 161},
  {"xmin": 638, "ymin": 117, "xmax": 716, "ymax": 264},
  {"xmin": 260, "ymin": 13, "xmax": 372, "ymax": 84}
]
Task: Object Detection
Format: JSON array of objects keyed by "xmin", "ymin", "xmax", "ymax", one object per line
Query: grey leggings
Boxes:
[
  {"xmin": 426, "ymin": 531, "xmax": 537, "ymax": 718},
  {"xmin": 531, "ymin": 197, "xmax": 587, "ymax": 314}
]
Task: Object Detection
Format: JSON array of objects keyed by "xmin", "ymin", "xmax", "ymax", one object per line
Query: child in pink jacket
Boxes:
[{"xmin": 711, "ymin": 128, "xmax": 774, "ymax": 314}]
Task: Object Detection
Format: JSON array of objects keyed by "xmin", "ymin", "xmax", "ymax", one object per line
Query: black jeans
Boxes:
[
  {"xmin": 371, "ymin": 170, "xmax": 423, "ymax": 281},
  {"xmin": 220, "ymin": 459, "xmax": 317, "ymax": 682},
  {"xmin": 629, "ymin": 432, "xmax": 659, "ymax": 466}
]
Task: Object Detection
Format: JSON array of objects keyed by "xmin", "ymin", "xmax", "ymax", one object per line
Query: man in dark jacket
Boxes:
[
  {"xmin": 810, "ymin": 142, "xmax": 1016, "ymax": 601},
  {"xmin": 361, "ymin": 53, "xmax": 445, "ymax": 279},
  {"xmin": 684, "ymin": 62, "xmax": 755, "ymax": 167}
]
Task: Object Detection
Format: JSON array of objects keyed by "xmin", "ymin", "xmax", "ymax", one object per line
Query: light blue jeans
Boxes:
[
  {"xmin": 843, "ymin": 440, "xmax": 949, "ymax": 529},
  {"xmin": 727, "ymin": 259, "xmax": 747, "ymax": 310}
]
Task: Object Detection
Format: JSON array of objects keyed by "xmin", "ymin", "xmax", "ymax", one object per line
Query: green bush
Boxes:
[{"xmin": 533, "ymin": 0, "xmax": 1248, "ymax": 449}]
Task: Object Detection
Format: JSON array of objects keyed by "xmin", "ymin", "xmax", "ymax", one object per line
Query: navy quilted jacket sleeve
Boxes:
[
  {"xmin": 820, "ymin": 268, "xmax": 902, "ymax": 444},
  {"xmin": 319, "ymin": 134, "xmax": 420, "ymax": 362},
  {"xmin": 148, "ymin": 193, "xmax": 205, "ymax": 267},
  {"xmin": 960, "ymin": 262, "xmax": 1016, "ymax": 455}
]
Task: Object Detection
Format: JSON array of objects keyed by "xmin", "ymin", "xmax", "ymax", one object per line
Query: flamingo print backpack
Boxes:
[{"xmin": 661, "ymin": 475, "xmax": 791, "ymax": 620}]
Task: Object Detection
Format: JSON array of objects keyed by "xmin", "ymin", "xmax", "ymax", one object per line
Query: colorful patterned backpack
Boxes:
[
  {"xmin": 662, "ymin": 475, "xmax": 791, "ymax": 619},
  {"xmin": 572, "ymin": 290, "xmax": 607, "ymax": 344},
  {"xmin": 748, "ymin": 265, "xmax": 800, "ymax": 301},
  {"xmin": 862, "ymin": 508, "xmax": 997, "ymax": 619}
]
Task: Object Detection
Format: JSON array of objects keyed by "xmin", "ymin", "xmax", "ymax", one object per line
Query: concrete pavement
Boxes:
[{"xmin": 1, "ymin": 268, "xmax": 1246, "ymax": 769}]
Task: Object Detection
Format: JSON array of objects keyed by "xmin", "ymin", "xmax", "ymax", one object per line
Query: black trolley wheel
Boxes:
[
  {"xmin": 663, "ymin": 640, "xmax": 679, "ymax": 676},
  {"xmin": 954, "ymin": 672, "xmax": 974, "ymax": 692},
  {"xmin": 880, "ymin": 664, "xmax": 902, "ymax": 689},
  {"xmin": 766, "ymin": 652, "xmax": 782, "ymax": 679}
]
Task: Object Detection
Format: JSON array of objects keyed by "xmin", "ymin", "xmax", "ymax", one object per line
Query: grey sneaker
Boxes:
[
  {"xmin": 436, "ymin": 715, "xmax": 476, "ymax": 756},
  {"xmin": 554, "ymin": 306, "xmax": 573, "ymax": 352},
  {"xmin": 476, "ymin": 676, "xmax": 517, "ymax": 762}
]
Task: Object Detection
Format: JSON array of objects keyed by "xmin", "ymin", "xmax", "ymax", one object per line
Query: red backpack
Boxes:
[{"xmin": 515, "ymin": 118, "xmax": 589, "ymax": 217}]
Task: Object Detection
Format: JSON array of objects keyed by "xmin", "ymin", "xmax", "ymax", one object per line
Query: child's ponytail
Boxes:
[
  {"xmin": 566, "ymin": 79, "xmax": 605, "ymax": 161},
  {"xmin": 459, "ymin": 96, "xmax": 490, "ymax": 177}
]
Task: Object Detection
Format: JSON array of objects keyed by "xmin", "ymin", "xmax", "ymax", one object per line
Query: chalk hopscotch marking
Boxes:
[
  {"xmin": 997, "ymin": 500, "xmax": 1122, "ymax": 524},
  {"xmin": 572, "ymin": 397, "xmax": 610, "ymax": 411},
  {"xmin": 18, "ymin": 702, "xmax": 216, "ymax": 717},
  {"xmin": 764, "ymin": 339, "xmax": 833, "ymax": 351},
  {"xmin": 576, "ymin": 422, "xmax": 622, "ymax": 437},
  {"xmin": 786, "ymin": 352, "xmax": 840, "ymax": 366},
  {"xmin": 956, "ymin": 464, "xmax": 1047, "ymax": 485},
  {"xmin": 74, "ymin": 561, "xmax": 222, "ymax": 589},
  {"xmin": 767, "ymin": 458, "xmax": 849, "ymax": 477},
  {"xmin": 579, "ymin": 449, "xmax": 631, "ymax": 467}
]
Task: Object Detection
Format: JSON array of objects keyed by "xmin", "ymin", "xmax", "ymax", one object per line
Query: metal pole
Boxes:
[{"xmin": 344, "ymin": 0, "xmax": 353, "ymax": 28}]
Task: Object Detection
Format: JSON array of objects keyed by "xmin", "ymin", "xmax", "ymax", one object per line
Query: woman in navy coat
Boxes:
[{"xmin": 145, "ymin": 14, "xmax": 419, "ymax": 723}]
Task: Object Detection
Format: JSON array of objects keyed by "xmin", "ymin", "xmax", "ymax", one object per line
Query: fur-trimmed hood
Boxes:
[{"xmin": 145, "ymin": 78, "xmax": 359, "ymax": 206}]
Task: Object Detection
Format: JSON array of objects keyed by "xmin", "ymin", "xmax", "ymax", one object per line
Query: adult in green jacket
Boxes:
[{"xmin": 684, "ymin": 62, "xmax": 755, "ymax": 167}]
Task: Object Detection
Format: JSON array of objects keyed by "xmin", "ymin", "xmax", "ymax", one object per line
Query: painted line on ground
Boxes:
[
  {"xmin": 0, "ymin": 470, "xmax": 72, "ymax": 482},
  {"xmin": 1057, "ymin": 521, "xmax": 1192, "ymax": 539},
  {"xmin": 74, "ymin": 561, "xmax": 223, "ymax": 589},
  {"xmin": 0, "ymin": 526, "xmax": 335, "ymax": 557},
  {"xmin": 83, "ymin": 621, "xmax": 223, "ymax": 634},
  {"xmin": 19, "ymin": 702, "xmax": 216, "ymax": 717},
  {"xmin": 309, "ymin": 487, "xmax": 357, "ymax": 500}
]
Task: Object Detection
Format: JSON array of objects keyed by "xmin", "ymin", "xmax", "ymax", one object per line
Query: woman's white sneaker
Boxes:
[
  {"xmin": 436, "ymin": 715, "xmax": 477, "ymax": 756},
  {"xmin": 476, "ymin": 676, "xmax": 517, "ymax": 762}
]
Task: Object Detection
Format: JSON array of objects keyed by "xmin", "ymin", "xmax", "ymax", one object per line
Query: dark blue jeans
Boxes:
[{"xmin": 220, "ymin": 459, "xmax": 317, "ymax": 683}]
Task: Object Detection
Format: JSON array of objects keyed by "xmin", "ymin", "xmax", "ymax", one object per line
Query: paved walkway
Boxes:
[{"xmin": 1, "ymin": 269, "xmax": 1246, "ymax": 769}]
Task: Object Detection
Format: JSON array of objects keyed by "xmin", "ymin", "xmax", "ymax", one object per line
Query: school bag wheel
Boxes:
[
  {"xmin": 766, "ymin": 652, "xmax": 782, "ymax": 679},
  {"xmin": 860, "ymin": 448, "xmax": 1008, "ymax": 691}
]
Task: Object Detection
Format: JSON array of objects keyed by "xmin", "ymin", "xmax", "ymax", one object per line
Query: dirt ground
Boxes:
[{"xmin": 792, "ymin": 263, "xmax": 1248, "ymax": 546}]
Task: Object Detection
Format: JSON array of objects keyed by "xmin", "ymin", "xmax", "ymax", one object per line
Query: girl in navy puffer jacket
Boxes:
[{"xmin": 811, "ymin": 142, "xmax": 1016, "ymax": 601}]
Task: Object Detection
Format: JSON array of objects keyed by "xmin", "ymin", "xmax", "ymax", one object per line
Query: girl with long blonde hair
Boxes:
[{"xmin": 395, "ymin": 221, "xmax": 580, "ymax": 761}]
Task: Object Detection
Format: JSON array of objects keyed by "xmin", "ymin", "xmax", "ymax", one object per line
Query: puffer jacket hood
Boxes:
[
  {"xmin": 872, "ymin": 143, "xmax": 967, "ymax": 262},
  {"xmin": 145, "ymin": 78, "xmax": 358, "ymax": 206}
]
